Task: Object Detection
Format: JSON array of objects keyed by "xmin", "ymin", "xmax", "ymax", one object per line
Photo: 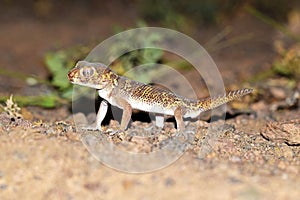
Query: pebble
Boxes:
[
  {"xmin": 231, "ymin": 156, "xmax": 242, "ymax": 163},
  {"xmin": 72, "ymin": 112, "xmax": 88, "ymax": 126},
  {"xmin": 0, "ymin": 184, "xmax": 7, "ymax": 190},
  {"xmin": 281, "ymin": 145, "xmax": 294, "ymax": 159},
  {"xmin": 270, "ymin": 87, "xmax": 287, "ymax": 99},
  {"xmin": 164, "ymin": 177, "xmax": 175, "ymax": 187}
]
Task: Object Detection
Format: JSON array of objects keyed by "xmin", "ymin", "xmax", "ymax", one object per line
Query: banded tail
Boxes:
[{"xmin": 196, "ymin": 88, "xmax": 253, "ymax": 112}]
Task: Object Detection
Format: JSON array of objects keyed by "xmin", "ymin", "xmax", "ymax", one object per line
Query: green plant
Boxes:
[
  {"xmin": 107, "ymin": 22, "xmax": 165, "ymax": 83},
  {"xmin": 0, "ymin": 45, "xmax": 90, "ymax": 108},
  {"xmin": 273, "ymin": 45, "xmax": 300, "ymax": 78},
  {"xmin": 245, "ymin": 6, "xmax": 300, "ymax": 42},
  {"xmin": 43, "ymin": 45, "xmax": 92, "ymax": 102},
  {"xmin": 138, "ymin": 0, "xmax": 242, "ymax": 27}
]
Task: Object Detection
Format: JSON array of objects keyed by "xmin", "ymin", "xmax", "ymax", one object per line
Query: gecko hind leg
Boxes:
[
  {"xmin": 119, "ymin": 100, "xmax": 132, "ymax": 131},
  {"xmin": 143, "ymin": 114, "xmax": 164, "ymax": 131},
  {"xmin": 155, "ymin": 114, "xmax": 164, "ymax": 128},
  {"xmin": 174, "ymin": 106, "xmax": 185, "ymax": 132}
]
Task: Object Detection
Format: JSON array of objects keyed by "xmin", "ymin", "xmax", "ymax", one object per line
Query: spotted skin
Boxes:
[{"xmin": 68, "ymin": 61, "xmax": 253, "ymax": 131}]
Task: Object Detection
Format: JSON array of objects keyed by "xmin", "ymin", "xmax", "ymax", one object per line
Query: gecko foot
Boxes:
[
  {"xmin": 147, "ymin": 126, "xmax": 163, "ymax": 133},
  {"xmin": 106, "ymin": 128, "xmax": 123, "ymax": 135},
  {"xmin": 143, "ymin": 123, "xmax": 163, "ymax": 132},
  {"xmin": 79, "ymin": 124, "xmax": 102, "ymax": 131}
]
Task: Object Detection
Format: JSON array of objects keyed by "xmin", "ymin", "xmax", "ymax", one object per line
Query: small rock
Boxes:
[
  {"xmin": 164, "ymin": 177, "xmax": 175, "ymax": 187},
  {"xmin": 0, "ymin": 184, "xmax": 7, "ymax": 190},
  {"xmin": 270, "ymin": 87, "xmax": 287, "ymax": 100},
  {"xmin": 72, "ymin": 112, "xmax": 88, "ymax": 126},
  {"xmin": 231, "ymin": 156, "xmax": 242, "ymax": 163},
  {"xmin": 277, "ymin": 161, "xmax": 287, "ymax": 170}
]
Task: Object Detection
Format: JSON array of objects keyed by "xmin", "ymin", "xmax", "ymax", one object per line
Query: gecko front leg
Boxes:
[{"xmin": 83, "ymin": 100, "xmax": 108, "ymax": 131}]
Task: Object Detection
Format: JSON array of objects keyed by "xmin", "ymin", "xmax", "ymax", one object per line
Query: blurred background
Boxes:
[
  {"xmin": 2, "ymin": 2, "xmax": 300, "ymax": 199},
  {"xmin": 0, "ymin": 0, "xmax": 300, "ymax": 108}
]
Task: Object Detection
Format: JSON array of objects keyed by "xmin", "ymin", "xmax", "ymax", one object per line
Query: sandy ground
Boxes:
[{"xmin": 1, "ymin": 107, "xmax": 299, "ymax": 199}]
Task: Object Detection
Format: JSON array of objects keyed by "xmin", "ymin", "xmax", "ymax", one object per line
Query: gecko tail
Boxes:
[{"xmin": 198, "ymin": 88, "xmax": 253, "ymax": 112}]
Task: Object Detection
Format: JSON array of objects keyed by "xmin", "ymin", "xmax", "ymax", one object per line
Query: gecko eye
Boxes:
[{"xmin": 80, "ymin": 67, "xmax": 95, "ymax": 78}]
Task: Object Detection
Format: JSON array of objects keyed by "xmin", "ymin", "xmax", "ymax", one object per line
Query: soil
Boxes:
[{"xmin": 0, "ymin": 2, "xmax": 300, "ymax": 200}]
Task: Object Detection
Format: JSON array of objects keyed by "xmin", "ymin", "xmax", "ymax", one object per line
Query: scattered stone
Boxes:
[
  {"xmin": 164, "ymin": 177, "xmax": 175, "ymax": 187},
  {"xmin": 261, "ymin": 119, "xmax": 300, "ymax": 145}
]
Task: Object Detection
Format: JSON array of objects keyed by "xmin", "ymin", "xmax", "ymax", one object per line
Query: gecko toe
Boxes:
[
  {"xmin": 106, "ymin": 128, "xmax": 124, "ymax": 135},
  {"xmin": 80, "ymin": 124, "xmax": 102, "ymax": 131}
]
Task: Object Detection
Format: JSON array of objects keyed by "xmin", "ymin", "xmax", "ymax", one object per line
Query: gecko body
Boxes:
[{"xmin": 68, "ymin": 61, "xmax": 253, "ymax": 131}]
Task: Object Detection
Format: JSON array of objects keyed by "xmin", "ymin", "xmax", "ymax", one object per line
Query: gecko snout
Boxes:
[{"xmin": 68, "ymin": 69, "xmax": 76, "ymax": 82}]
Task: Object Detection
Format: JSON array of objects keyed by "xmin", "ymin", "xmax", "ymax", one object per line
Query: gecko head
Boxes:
[{"xmin": 68, "ymin": 61, "xmax": 117, "ymax": 89}]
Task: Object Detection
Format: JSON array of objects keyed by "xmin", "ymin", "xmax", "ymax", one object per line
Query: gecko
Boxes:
[{"xmin": 68, "ymin": 61, "xmax": 253, "ymax": 132}]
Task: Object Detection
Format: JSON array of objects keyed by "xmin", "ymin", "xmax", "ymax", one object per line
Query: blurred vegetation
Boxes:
[
  {"xmin": 248, "ymin": 0, "xmax": 296, "ymax": 22},
  {"xmin": 0, "ymin": 22, "xmax": 168, "ymax": 108},
  {"xmin": 249, "ymin": 42, "xmax": 300, "ymax": 88},
  {"xmin": 0, "ymin": 0, "xmax": 300, "ymax": 108},
  {"xmin": 246, "ymin": 6, "xmax": 300, "ymax": 42},
  {"xmin": 246, "ymin": 5, "xmax": 300, "ymax": 86},
  {"xmin": 0, "ymin": 45, "xmax": 91, "ymax": 108},
  {"xmin": 138, "ymin": 0, "xmax": 299, "ymax": 29},
  {"xmin": 1, "ymin": 0, "xmax": 298, "ymax": 25},
  {"xmin": 273, "ymin": 44, "xmax": 300, "ymax": 79},
  {"xmin": 44, "ymin": 45, "xmax": 91, "ymax": 100},
  {"xmin": 108, "ymin": 21, "xmax": 164, "ymax": 83},
  {"xmin": 139, "ymin": 0, "xmax": 240, "ymax": 28}
]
